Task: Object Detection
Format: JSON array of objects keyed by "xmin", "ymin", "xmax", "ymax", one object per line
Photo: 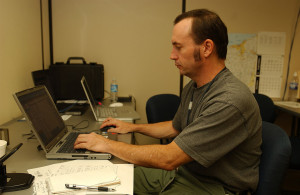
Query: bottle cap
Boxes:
[{"xmin": 294, "ymin": 72, "xmax": 298, "ymax": 77}]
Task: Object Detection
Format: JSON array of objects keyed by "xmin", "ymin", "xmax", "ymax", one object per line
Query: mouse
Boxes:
[
  {"xmin": 100, "ymin": 125, "xmax": 116, "ymax": 136},
  {"xmin": 109, "ymin": 102, "xmax": 123, "ymax": 107},
  {"xmin": 100, "ymin": 125, "xmax": 116, "ymax": 132}
]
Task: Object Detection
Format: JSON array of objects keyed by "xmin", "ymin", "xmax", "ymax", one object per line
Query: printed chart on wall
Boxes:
[
  {"xmin": 226, "ymin": 33, "xmax": 257, "ymax": 92},
  {"xmin": 226, "ymin": 32, "xmax": 286, "ymax": 98},
  {"xmin": 257, "ymin": 32, "xmax": 285, "ymax": 98}
]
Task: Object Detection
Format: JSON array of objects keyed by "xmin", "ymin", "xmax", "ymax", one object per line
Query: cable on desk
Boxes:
[
  {"xmin": 282, "ymin": 7, "xmax": 300, "ymax": 100},
  {"xmin": 22, "ymin": 130, "xmax": 36, "ymax": 140},
  {"xmin": 70, "ymin": 120, "xmax": 89, "ymax": 130},
  {"xmin": 131, "ymin": 95, "xmax": 136, "ymax": 110}
]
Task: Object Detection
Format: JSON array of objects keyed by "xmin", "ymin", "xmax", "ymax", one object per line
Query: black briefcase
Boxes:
[{"xmin": 49, "ymin": 57, "xmax": 104, "ymax": 101}]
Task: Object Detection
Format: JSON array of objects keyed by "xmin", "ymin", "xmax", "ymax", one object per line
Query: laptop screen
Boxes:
[
  {"xmin": 16, "ymin": 87, "xmax": 65, "ymax": 146},
  {"xmin": 81, "ymin": 76, "xmax": 98, "ymax": 107}
]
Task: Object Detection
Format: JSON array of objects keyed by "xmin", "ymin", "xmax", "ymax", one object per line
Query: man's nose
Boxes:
[{"xmin": 170, "ymin": 49, "xmax": 178, "ymax": 60}]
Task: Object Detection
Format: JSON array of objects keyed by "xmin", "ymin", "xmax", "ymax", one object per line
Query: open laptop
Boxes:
[
  {"xmin": 13, "ymin": 85, "xmax": 116, "ymax": 160},
  {"xmin": 81, "ymin": 76, "xmax": 140, "ymax": 122}
]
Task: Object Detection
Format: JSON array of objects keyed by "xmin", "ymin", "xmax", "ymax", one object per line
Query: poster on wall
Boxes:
[{"xmin": 226, "ymin": 32, "xmax": 285, "ymax": 98}]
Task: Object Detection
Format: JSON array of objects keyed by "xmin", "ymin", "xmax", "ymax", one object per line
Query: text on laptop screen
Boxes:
[{"xmin": 18, "ymin": 88, "xmax": 65, "ymax": 146}]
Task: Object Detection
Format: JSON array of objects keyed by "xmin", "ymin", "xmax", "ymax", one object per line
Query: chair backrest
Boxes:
[
  {"xmin": 253, "ymin": 93, "xmax": 276, "ymax": 123},
  {"xmin": 254, "ymin": 121, "xmax": 291, "ymax": 195},
  {"xmin": 146, "ymin": 94, "xmax": 180, "ymax": 124},
  {"xmin": 289, "ymin": 136, "xmax": 300, "ymax": 169}
]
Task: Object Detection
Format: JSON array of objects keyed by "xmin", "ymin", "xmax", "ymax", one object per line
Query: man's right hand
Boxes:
[{"xmin": 100, "ymin": 117, "xmax": 135, "ymax": 134}]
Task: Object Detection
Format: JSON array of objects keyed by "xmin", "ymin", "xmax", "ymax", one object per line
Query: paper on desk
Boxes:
[
  {"xmin": 86, "ymin": 164, "xmax": 134, "ymax": 195},
  {"xmin": 48, "ymin": 166, "xmax": 118, "ymax": 194},
  {"xmin": 61, "ymin": 115, "xmax": 72, "ymax": 121},
  {"xmin": 27, "ymin": 160, "xmax": 133, "ymax": 195},
  {"xmin": 19, "ymin": 115, "xmax": 72, "ymax": 122},
  {"xmin": 28, "ymin": 160, "xmax": 115, "ymax": 195}
]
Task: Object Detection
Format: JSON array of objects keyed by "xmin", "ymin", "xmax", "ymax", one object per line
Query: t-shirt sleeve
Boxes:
[
  {"xmin": 174, "ymin": 102, "xmax": 248, "ymax": 168},
  {"xmin": 172, "ymin": 101, "xmax": 184, "ymax": 132}
]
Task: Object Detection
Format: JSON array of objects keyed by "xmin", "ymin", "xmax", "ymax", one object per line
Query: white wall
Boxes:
[
  {"xmin": 0, "ymin": 0, "xmax": 45, "ymax": 124},
  {"xmin": 186, "ymin": 0, "xmax": 300, "ymax": 99},
  {"xmin": 0, "ymin": 0, "xmax": 299, "ymax": 127},
  {"xmin": 52, "ymin": 0, "xmax": 182, "ymax": 125}
]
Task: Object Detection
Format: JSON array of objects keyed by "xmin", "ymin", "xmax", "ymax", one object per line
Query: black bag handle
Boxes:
[{"xmin": 66, "ymin": 57, "xmax": 87, "ymax": 64}]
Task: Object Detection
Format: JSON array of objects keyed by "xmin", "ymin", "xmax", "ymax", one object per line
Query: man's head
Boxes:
[
  {"xmin": 174, "ymin": 9, "xmax": 228, "ymax": 60},
  {"xmin": 170, "ymin": 9, "xmax": 228, "ymax": 85}
]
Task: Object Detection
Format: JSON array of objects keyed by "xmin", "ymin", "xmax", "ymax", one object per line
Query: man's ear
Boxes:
[{"xmin": 202, "ymin": 39, "xmax": 214, "ymax": 57}]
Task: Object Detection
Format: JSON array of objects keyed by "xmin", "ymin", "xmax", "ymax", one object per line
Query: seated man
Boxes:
[{"xmin": 74, "ymin": 9, "xmax": 262, "ymax": 195}]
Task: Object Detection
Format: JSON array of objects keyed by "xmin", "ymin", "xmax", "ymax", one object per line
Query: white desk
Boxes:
[{"xmin": 0, "ymin": 105, "xmax": 136, "ymax": 194}]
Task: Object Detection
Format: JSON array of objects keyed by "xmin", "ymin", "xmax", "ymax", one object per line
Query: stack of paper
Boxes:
[
  {"xmin": 48, "ymin": 166, "xmax": 118, "ymax": 194},
  {"xmin": 27, "ymin": 160, "xmax": 133, "ymax": 195}
]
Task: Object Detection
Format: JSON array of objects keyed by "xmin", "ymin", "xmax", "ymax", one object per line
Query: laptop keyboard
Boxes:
[
  {"xmin": 99, "ymin": 107, "xmax": 118, "ymax": 117},
  {"xmin": 57, "ymin": 132, "xmax": 87, "ymax": 153}
]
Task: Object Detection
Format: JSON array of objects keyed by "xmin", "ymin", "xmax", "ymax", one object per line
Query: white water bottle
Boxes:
[
  {"xmin": 288, "ymin": 72, "xmax": 299, "ymax": 102},
  {"xmin": 110, "ymin": 79, "xmax": 118, "ymax": 102}
]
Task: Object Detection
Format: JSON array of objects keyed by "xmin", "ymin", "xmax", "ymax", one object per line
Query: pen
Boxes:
[
  {"xmin": 93, "ymin": 186, "xmax": 115, "ymax": 192},
  {"xmin": 65, "ymin": 184, "xmax": 116, "ymax": 192}
]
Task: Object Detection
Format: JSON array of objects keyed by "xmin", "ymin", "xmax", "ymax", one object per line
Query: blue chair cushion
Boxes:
[
  {"xmin": 146, "ymin": 94, "xmax": 180, "ymax": 124},
  {"xmin": 253, "ymin": 93, "xmax": 276, "ymax": 123},
  {"xmin": 254, "ymin": 122, "xmax": 291, "ymax": 195}
]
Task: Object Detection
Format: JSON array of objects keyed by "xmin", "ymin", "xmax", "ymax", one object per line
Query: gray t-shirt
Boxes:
[{"xmin": 173, "ymin": 68, "xmax": 262, "ymax": 192}]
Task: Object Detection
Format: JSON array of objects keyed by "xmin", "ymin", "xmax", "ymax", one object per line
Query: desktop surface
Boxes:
[
  {"xmin": 275, "ymin": 101, "xmax": 300, "ymax": 118},
  {"xmin": 1, "ymin": 103, "xmax": 136, "ymax": 194}
]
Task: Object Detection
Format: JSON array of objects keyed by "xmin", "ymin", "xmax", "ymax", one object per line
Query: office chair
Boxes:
[
  {"xmin": 289, "ymin": 114, "xmax": 300, "ymax": 170},
  {"xmin": 286, "ymin": 135, "xmax": 300, "ymax": 194},
  {"xmin": 290, "ymin": 136, "xmax": 300, "ymax": 169},
  {"xmin": 253, "ymin": 93, "xmax": 276, "ymax": 123},
  {"xmin": 254, "ymin": 121, "xmax": 291, "ymax": 195},
  {"xmin": 146, "ymin": 94, "xmax": 180, "ymax": 144}
]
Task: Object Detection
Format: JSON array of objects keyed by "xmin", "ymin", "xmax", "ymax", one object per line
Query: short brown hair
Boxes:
[{"xmin": 174, "ymin": 9, "xmax": 228, "ymax": 59}]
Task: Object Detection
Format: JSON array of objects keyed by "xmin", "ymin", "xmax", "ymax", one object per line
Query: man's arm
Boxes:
[
  {"xmin": 101, "ymin": 118, "xmax": 180, "ymax": 139},
  {"xmin": 74, "ymin": 133, "xmax": 193, "ymax": 170}
]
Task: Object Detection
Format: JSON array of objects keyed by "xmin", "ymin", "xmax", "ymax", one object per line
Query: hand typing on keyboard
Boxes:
[
  {"xmin": 74, "ymin": 132, "xmax": 111, "ymax": 153},
  {"xmin": 58, "ymin": 132, "xmax": 87, "ymax": 153}
]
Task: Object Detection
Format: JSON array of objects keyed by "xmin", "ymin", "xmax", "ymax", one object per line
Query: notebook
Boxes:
[
  {"xmin": 81, "ymin": 76, "xmax": 140, "ymax": 122},
  {"xmin": 13, "ymin": 85, "xmax": 116, "ymax": 160}
]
